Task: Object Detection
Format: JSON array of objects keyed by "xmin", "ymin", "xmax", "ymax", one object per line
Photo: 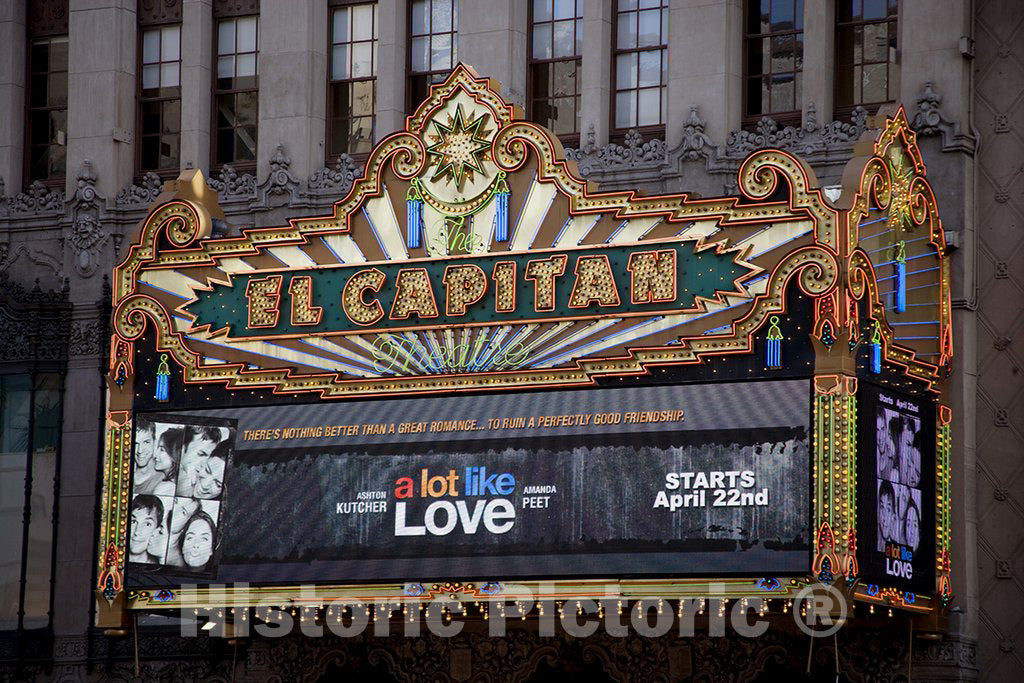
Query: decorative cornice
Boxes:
[
  {"xmin": 721, "ymin": 104, "xmax": 869, "ymax": 159},
  {"xmin": 674, "ymin": 106, "xmax": 712, "ymax": 161},
  {"xmin": 566, "ymin": 125, "xmax": 667, "ymax": 175},
  {"xmin": 253, "ymin": 144, "xmax": 301, "ymax": 207},
  {"xmin": 909, "ymin": 81, "xmax": 973, "ymax": 153},
  {"xmin": 307, "ymin": 153, "xmax": 362, "ymax": 195},
  {"xmin": 207, "ymin": 164, "xmax": 257, "ymax": 201},
  {"xmin": 912, "ymin": 82, "xmax": 956, "ymax": 137},
  {"xmin": 3, "ymin": 180, "xmax": 65, "ymax": 216},
  {"xmin": 116, "ymin": 172, "xmax": 164, "ymax": 208},
  {"xmin": 564, "ymin": 104, "xmax": 879, "ymax": 186}
]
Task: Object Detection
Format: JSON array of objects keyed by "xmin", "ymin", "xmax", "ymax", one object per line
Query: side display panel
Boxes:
[
  {"xmin": 857, "ymin": 383, "xmax": 936, "ymax": 595},
  {"xmin": 126, "ymin": 380, "xmax": 811, "ymax": 586},
  {"xmin": 129, "ymin": 416, "xmax": 237, "ymax": 579}
]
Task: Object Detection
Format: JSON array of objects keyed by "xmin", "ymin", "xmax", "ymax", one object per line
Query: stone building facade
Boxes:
[{"xmin": 0, "ymin": 0, "xmax": 1019, "ymax": 680}]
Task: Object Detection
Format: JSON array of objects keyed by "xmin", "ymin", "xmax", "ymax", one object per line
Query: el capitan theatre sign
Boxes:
[{"xmin": 96, "ymin": 66, "xmax": 955, "ymax": 623}]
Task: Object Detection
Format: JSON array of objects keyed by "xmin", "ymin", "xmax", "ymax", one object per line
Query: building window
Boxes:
[
  {"xmin": 834, "ymin": 0, "xmax": 898, "ymax": 114},
  {"xmin": 744, "ymin": 0, "xmax": 804, "ymax": 124},
  {"xmin": 613, "ymin": 0, "xmax": 667, "ymax": 132},
  {"xmin": 139, "ymin": 25, "xmax": 182, "ymax": 173},
  {"xmin": 329, "ymin": 3, "xmax": 378, "ymax": 159},
  {"xmin": 529, "ymin": 0, "xmax": 583, "ymax": 140},
  {"xmin": 408, "ymin": 0, "xmax": 457, "ymax": 111},
  {"xmin": 26, "ymin": 36, "xmax": 69, "ymax": 183},
  {"xmin": 0, "ymin": 373, "xmax": 62, "ymax": 631},
  {"xmin": 214, "ymin": 16, "xmax": 259, "ymax": 166}
]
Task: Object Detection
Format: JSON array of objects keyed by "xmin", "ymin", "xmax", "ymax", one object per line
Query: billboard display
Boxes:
[
  {"xmin": 857, "ymin": 383, "xmax": 935, "ymax": 594},
  {"xmin": 126, "ymin": 379, "xmax": 811, "ymax": 586}
]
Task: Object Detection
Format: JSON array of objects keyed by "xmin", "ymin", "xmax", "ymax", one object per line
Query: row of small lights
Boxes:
[{"xmin": 190, "ymin": 597, "xmax": 901, "ymax": 625}]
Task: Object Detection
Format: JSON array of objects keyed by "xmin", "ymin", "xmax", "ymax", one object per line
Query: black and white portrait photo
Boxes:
[{"xmin": 128, "ymin": 415, "xmax": 236, "ymax": 578}]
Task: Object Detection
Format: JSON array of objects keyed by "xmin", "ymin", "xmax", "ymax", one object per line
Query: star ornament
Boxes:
[{"xmin": 425, "ymin": 105, "xmax": 492, "ymax": 191}]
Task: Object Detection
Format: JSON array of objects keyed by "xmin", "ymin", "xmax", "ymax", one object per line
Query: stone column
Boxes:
[
  {"xmin": 66, "ymin": 0, "xmax": 136, "ymax": 199},
  {"xmin": 180, "ymin": 0, "xmax": 213, "ymax": 174},
  {"xmin": 666, "ymin": 0, "xmax": 743, "ymax": 147},
  {"xmin": 457, "ymin": 0, "xmax": 528, "ymax": 109},
  {"xmin": 52, "ymin": 320, "xmax": 106, "ymax": 638},
  {"xmin": 899, "ymin": 0, "xmax": 972, "ymax": 125},
  {"xmin": 376, "ymin": 0, "xmax": 407, "ymax": 140},
  {"xmin": 801, "ymin": 0, "xmax": 834, "ymax": 126},
  {"xmin": 580, "ymin": 0, "xmax": 613, "ymax": 147},
  {"xmin": 0, "ymin": 2, "xmax": 26, "ymax": 193},
  {"xmin": 256, "ymin": 0, "xmax": 328, "ymax": 182},
  {"xmin": 901, "ymin": 0, "xmax": 978, "ymax": 659}
]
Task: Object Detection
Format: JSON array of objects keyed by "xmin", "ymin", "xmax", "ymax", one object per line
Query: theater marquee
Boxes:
[{"xmin": 96, "ymin": 66, "xmax": 954, "ymax": 622}]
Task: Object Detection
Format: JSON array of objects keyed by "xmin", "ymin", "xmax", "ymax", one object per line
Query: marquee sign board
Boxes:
[{"xmin": 98, "ymin": 66, "xmax": 954, "ymax": 620}]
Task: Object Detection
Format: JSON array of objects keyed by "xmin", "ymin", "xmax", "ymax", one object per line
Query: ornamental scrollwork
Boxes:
[
  {"xmin": 5, "ymin": 180, "xmax": 65, "ymax": 215},
  {"xmin": 116, "ymin": 171, "xmax": 164, "ymax": 207},
  {"xmin": 566, "ymin": 127, "xmax": 667, "ymax": 175},
  {"xmin": 207, "ymin": 164, "xmax": 257, "ymax": 200},
  {"xmin": 723, "ymin": 104, "xmax": 870, "ymax": 159},
  {"xmin": 254, "ymin": 144, "xmax": 300, "ymax": 206},
  {"xmin": 911, "ymin": 81, "xmax": 957, "ymax": 139},
  {"xmin": 675, "ymin": 106, "xmax": 712, "ymax": 161},
  {"xmin": 307, "ymin": 153, "xmax": 362, "ymax": 194}
]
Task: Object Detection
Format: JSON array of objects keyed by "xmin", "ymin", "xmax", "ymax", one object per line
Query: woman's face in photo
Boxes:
[
  {"xmin": 171, "ymin": 498, "xmax": 199, "ymax": 533},
  {"xmin": 899, "ymin": 422, "xmax": 920, "ymax": 484},
  {"xmin": 182, "ymin": 517, "xmax": 214, "ymax": 568},
  {"xmin": 155, "ymin": 437, "xmax": 174, "ymax": 473},
  {"xmin": 135, "ymin": 428, "xmax": 154, "ymax": 468},
  {"xmin": 878, "ymin": 424, "xmax": 896, "ymax": 473},
  {"xmin": 905, "ymin": 505, "xmax": 921, "ymax": 549},
  {"xmin": 880, "ymin": 492, "xmax": 898, "ymax": 542},
  {"xmin": 194, "ymin": 457, "xmax": 225, "ymax": 499}
]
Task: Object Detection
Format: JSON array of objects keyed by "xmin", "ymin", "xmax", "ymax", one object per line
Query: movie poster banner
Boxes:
[
  {"xmin": 126, "ymin": 380, "xmax": 811, "ymax": 586},
  {"xmin": 857, "ymin": 383, "xmax": 935, "ymax": 595}
]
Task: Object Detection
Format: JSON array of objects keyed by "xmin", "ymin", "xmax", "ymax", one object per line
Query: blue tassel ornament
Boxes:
[
  {"xmin": 766, "ymin": 315, "xmax": 783, "ymax": 369},
  {"xmin": 155, "ymin": 353, "xmax": 171, "ymax": 402},
  {"xmin": 494, "ymin": 172, "xmax": 510, "ymax": 242},
  {"xmin": 406, "ymin": 180, "xmax": 423, "ymax": 249},
  {"xmin": 870, "ymin": 321, "xmax": 882, "ymax": 373},
  {"xmin": 894, "ymin": 240, "xmax": 906, "ymax": 313}
]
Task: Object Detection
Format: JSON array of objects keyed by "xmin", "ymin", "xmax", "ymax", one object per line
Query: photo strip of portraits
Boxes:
[
  {"xmin": 129, "ymin": 416, "xmax": 236, "ymax": 578},
  {"xmin": 875, "ymin": 396, "xmax": 923, "ymax": 555}
]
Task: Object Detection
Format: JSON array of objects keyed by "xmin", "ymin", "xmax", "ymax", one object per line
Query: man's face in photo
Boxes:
[
  {"xmin": 130, "ymin": 507, "xmax": 159, "ymax": 555},
  {"xmin": 135, "ymin": 426, "xmax": 154, "ymax": 468}
]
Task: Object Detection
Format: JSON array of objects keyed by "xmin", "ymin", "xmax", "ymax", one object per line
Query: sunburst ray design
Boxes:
[{"xmin": 425, "ymin": 104, "xmax": 492, "ymax": 190}]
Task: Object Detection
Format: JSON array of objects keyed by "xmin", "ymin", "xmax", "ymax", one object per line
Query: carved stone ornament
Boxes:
[
  {"xmin": 4, "ymin": 179, "xmax": 65, "ymax": 216},
  {"xmin": 116, "ymin": 171, "xmax": 164, "ymax": 207},
  {"xmin": 722, "ymin": 104, "xmax": 869, "ymax": 159},
  {"xmin": 912, "ymin": 81, "xmax": 957, "ymax": 137},
  {"xmin": 674, "ymin": 106, "xmax": 712, "ymax": 161},
  {"xmin": 308, "ymin": 153, "xmax": 362, "ymax": 194},
  {"xmin": 254, "ymin": 144, "xmax": 301, "ymax": 206},
  {"xmin": 137, "ymin": 0, "xmax": 183, "ymax": 25},
  {"xmin": 69, "ymin": 319, "xmax": 103, "ymax": 356},
  {"xmin": 28, "ymin": 0, "xmax": 69, "ymax": 36},
  {"xmin": 4, "ymin": 622, "xmax": 976, "ymax": 682},
  {"xmin": 0, "ymin": 274, "xmax": 71, "ymax": 363},
  {"xmin": 207, "ymin": 164, "xmax": 257, "ymax": 201},
  {"xmin": 64, "ymin": 160, "xmax": 109, "ymax": 277},
  {"xmin": 565, "ymin": 127, "xmax": 667, "ymax": 175}
]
